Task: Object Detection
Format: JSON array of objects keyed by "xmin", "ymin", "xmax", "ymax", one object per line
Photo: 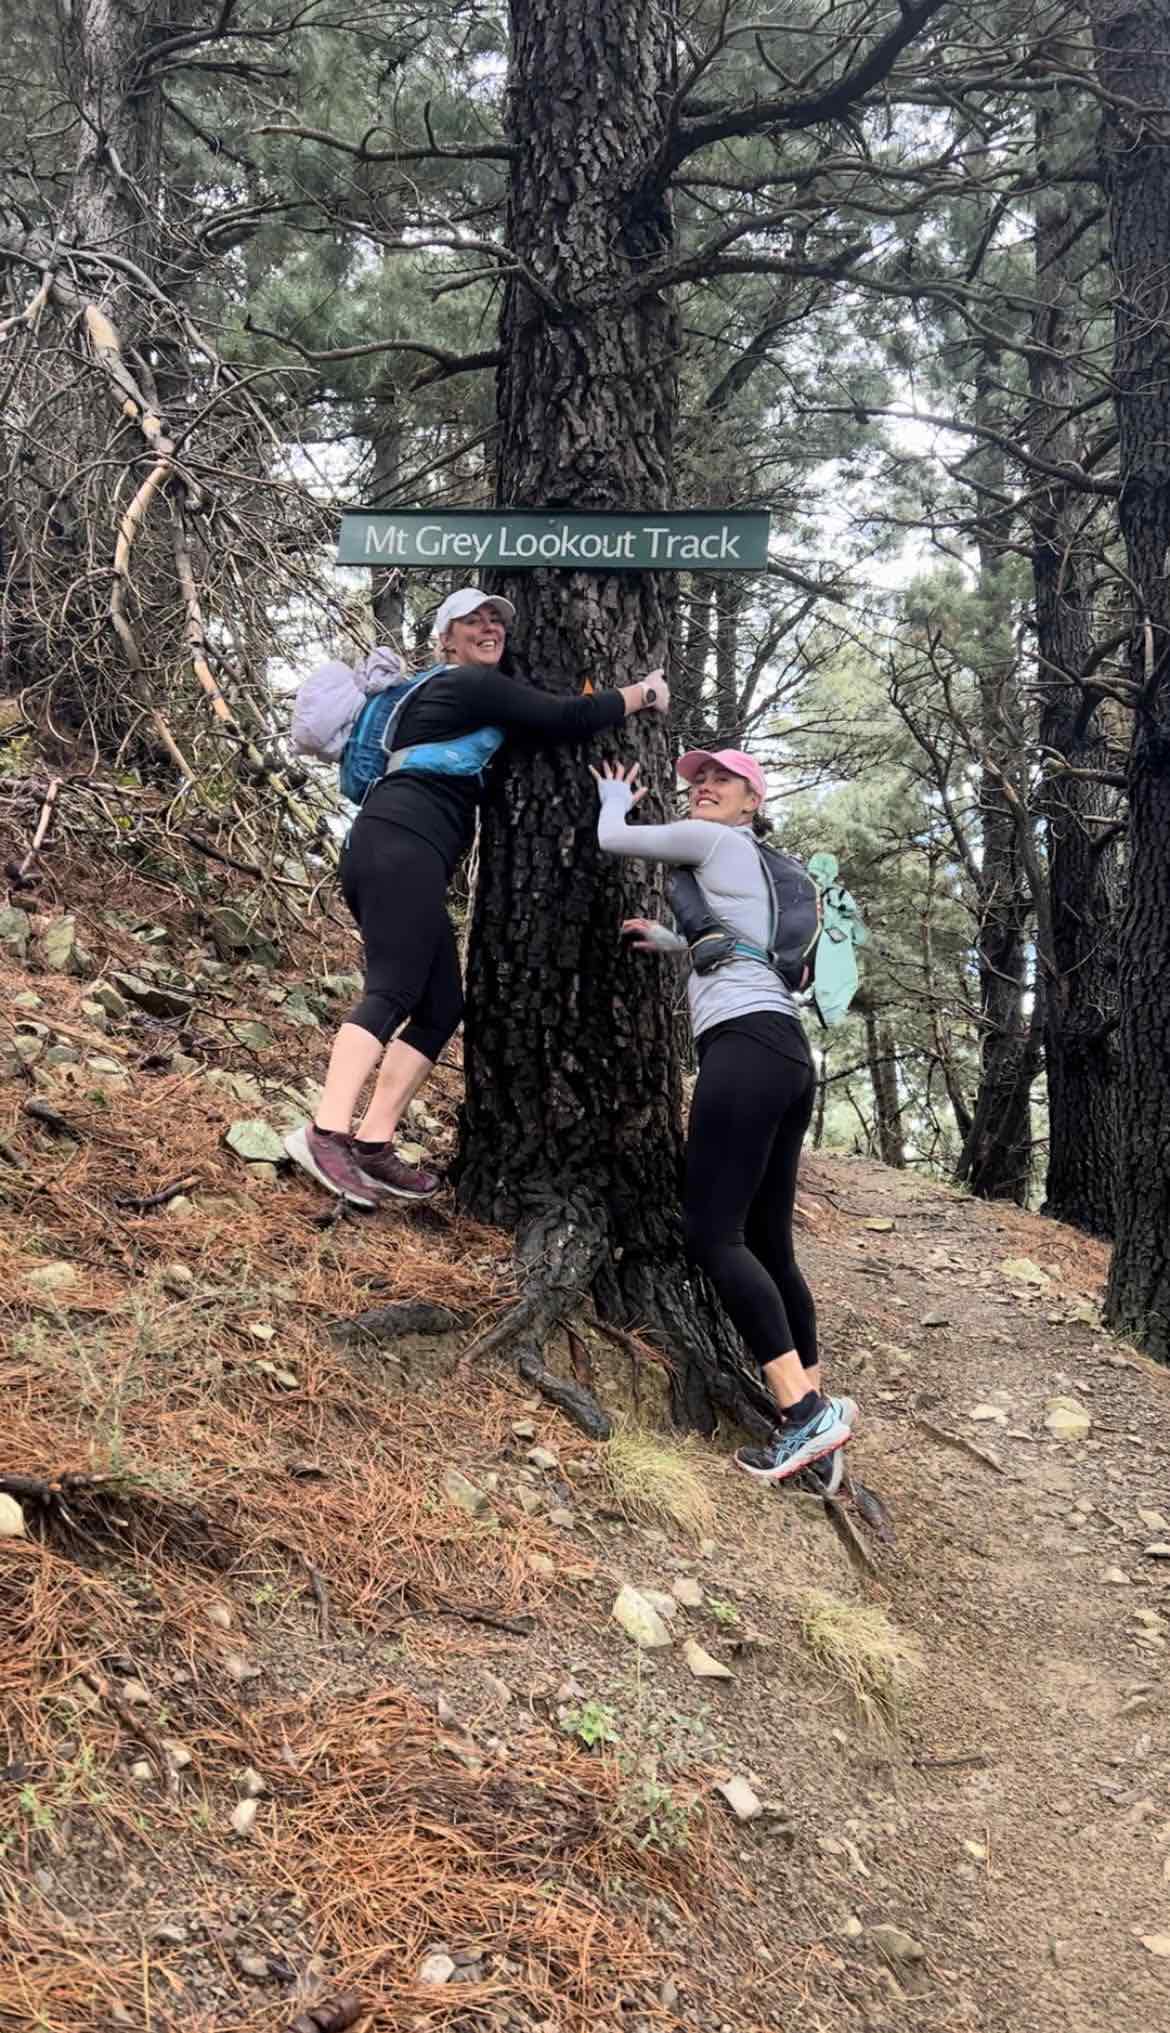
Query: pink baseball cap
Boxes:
[{"xmin": 677, "ymin": 748, "xmax": 767, "ymax": 803}]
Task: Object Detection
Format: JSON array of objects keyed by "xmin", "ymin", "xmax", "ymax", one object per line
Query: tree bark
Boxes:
[
  {"xmin": 1029, "ymin": 86, "xmax": 1122, "ymax": 1239},
  {"xmin": 369, "ymin": 388, "xmax": 406, "ymax": 640},
  {"xmin": 64, "ymin": 0, "xmax": 166, "ymax": 310},
  {"xmin": 1092, "ymin": 0, "xmax": 1170, "ymax": 1357},
  {"xmin": 865, "ymin": 1007, "xmax": 905, "ymax": 1169},
  {"xmin": 955, "ymin": 355, "xmax": 1040, "ymax": 1204},
  {"xmin": 458, "ymin": 0, "xmax": 766, "ymax": 1434},
  {"xmin": 677, "ymin": 574, "xmax": 715, "ymax": 744},
  {"xmin": 714, "ymin": 578, "xmax": 741, "ymax": 741},
  {"xmin": 11, "ymin": 0, "xmax": 172, "ymax": 749}
]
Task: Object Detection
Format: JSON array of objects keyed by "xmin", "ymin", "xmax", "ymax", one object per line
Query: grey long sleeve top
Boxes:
[{"xmin": 595, "ymin": 778, "xmax": 802, "ymax": 1038}]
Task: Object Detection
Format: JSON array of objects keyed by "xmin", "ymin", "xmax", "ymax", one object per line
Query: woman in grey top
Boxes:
[{"xmin": 594, "ymin": 748, "xmax": 855, "ymax": 1487}]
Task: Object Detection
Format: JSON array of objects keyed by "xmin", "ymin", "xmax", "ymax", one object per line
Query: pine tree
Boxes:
[{"xmin": 1092, "ymin": 0, "xmax": 1170, "ymax": 1357}]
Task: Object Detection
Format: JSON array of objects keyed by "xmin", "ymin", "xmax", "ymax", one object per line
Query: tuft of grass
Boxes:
[
  {"xmin": 601, "ymin": 1422, "xmax": 715, "ymax": 1538},
  {"xmin": 798, "ymin": 1589, "xmax": 923, "ymax": 1729}
]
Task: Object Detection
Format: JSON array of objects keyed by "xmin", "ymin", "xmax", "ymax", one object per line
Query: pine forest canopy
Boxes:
[{"xmin": 1, "ymin": 0, "xmax": 1168, "ymax": 1384}]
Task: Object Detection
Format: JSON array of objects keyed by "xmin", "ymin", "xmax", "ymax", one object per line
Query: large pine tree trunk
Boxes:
[
  {"xmin": 1092, "ymin": 0, "xmax": 1170, "ymax": 1356},
  {"xmin": 1029, "ymin": 87, "xmax": 1122, "ymax": 1239},
  {"xmin": 956, "ymin": 357, "xmax": 1040, "ymax": 1203},
  {"xmin": 64, "ymin": 0, "xmax": 165, "ymax": 313},
  {"xmin": 7, "ymin": 0, "xmax": 169, "ymax": 742},
  {"xmin": 458, "ymin": 0, "xmax": 764, "ymax": 1433}
]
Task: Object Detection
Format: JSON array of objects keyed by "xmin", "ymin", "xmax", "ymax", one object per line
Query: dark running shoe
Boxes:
[
  {"xmin": 354, "ymin": 1143, "xmax": 442, "ymax": 1201},
  {"xmin": 284, "ymin": 1123, "xmax": 378, "ymax": 1209},
  {"xmin": 735, "ymin": 1402, "xmax": 850, "ymax": 1485}
]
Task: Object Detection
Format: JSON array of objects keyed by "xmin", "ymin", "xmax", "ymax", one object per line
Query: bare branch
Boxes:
[
  {"xmin": 253, "ymin": 120, "xmax": 515, "ymax": 165},
  {"xmin": 812, "ymin": 401, "xmax": 1121, "ymax": 498},
  {"xmin": 667, "ymin": 0, "xmax": 952, "ymax": 171},
  {"xmin": 242, "ymin": 316, "xmax": 503, "ymax": 389}
]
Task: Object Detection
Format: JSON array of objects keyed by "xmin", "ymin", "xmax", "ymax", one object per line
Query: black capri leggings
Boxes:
[
  {"xmin": 684, "ymin": 1013, "xmax": 818, "ymax": 1371},
  {"xmin": 340, "ymin": 817, "xmax": 463, "ymax": 1057}
]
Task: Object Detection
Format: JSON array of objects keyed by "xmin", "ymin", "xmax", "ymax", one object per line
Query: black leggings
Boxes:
[
  {"xmin": 684, "ymin": 1015, "xmax": 818, "ymax": 1371},
  {"xmin": 340, "ymin": 818, "xmax": 463, "ymax": 1057}
]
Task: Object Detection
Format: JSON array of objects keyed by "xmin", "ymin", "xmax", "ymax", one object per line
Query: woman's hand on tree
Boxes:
[
  {"xmin": 617, "ymin": 672, "xmax": 669, "ymax": 718},
  {"xmin": 621, "ymin": 917, "xmax": 688, "ymax": 957},
  {"xmin": 590, "ymin": 759, "xmax": 648, "ymax": 806},
  {"xmin": 621, "ymin": 922, "xmax": 666, "ymax": 951}
]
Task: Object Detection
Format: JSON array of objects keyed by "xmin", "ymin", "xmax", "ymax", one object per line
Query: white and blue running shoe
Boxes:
[{"xmin": 734, "ymin": 1402, "xmax": 850, "ymax": 1485}]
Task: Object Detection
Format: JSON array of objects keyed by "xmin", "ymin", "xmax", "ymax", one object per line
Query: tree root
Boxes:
[
  {"xmin": 336, "ymin": 1193, "xmax": 784, "ymax": 1446},
  {"xmin": 823, "ymin": 1493, "xmax": 881, "ymax": 1577},
  {"xmin": 444, "ymin": 1208, "xmax": 619, "ymax": 1435},
  {"xmin": 0, "ymin": 1470, "xmax": 236, "ymax": 1570},
  {"xmin": 846, "ymin": 1474, "xmax": 897, "ymax": 1545},
  {"xmin": 516, "ymin": 1342, "xmax": 612, "ymax": 1438}
]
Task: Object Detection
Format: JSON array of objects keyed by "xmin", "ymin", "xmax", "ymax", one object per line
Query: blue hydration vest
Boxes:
[{"xmin": 339, "ymin": 664, "xmax": 504, "ymax": 806}]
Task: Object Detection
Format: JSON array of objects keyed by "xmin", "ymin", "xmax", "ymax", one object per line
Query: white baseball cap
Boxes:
[{"xmin": 433, "ymin": 586, "xmax": 516, "ymax": 640}]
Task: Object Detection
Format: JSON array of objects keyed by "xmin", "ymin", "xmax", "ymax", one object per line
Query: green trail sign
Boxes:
[{"xmin": 337, "ymin": 507, "xmax": 771, "ymax": 573}]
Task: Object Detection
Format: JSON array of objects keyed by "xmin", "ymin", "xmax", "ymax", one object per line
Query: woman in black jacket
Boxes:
[{"xmin": 286, "ymin": 587, "xmax": 668, "ymax": 1206}]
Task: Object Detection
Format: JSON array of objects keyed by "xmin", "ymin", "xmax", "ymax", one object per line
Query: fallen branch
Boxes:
[
  {"xmin": 433, "ymin": 1601, "xmax": 536, "ymax": 1638},
  {"xmin": 82, "ymin": 1671, "xmax": 179, "ymax": 1796},
  {"xmin": 335, "ymin": 1300, "xmax": 470, "ymax": 1344},
  {"xmin": 916, "ymin": 1418, "xmax": 1006, "ymax": 1475},
  {"xmin": 22, "ymin": 1098, "xmax": 85, "ymax": 1139},
  {"xmin": 0, "ymin": 1472, "xmax": 71, "ymax": 1505},
  {"xmin": 0, "ymin": 271, "xmax": 53, "ymax": 340},
  {"xmin": 5, "ymin": 775, "xmax": 62, "ymax": 888},
  {"xmin": 22, "ymin": 1013, "xmax": 132, "ymax": 1059},
  {"xmin": 113, "ymin": 1173, "xmax": 201, "ymax": 1212},
  {"xmin": 109, "ymin": 454, "xmax": 171, "ymax": 678},
  {"xmin": 305, "ymin": 1562, "xmax": 332, "ymax": 1642},
  {"xmin": 171, "ymin": 510, "xmax": 338, "ymax": 862}
]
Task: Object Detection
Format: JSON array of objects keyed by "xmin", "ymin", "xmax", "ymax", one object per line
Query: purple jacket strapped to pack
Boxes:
[{"xmin": 290, "ymin": 646, "xmax": 405, "ymax": 761}]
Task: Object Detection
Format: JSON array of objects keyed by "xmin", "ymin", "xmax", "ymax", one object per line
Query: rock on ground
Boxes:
[{"xmin": 612, "ymin": 1584, "xmax": 672, "ymax": 1650}]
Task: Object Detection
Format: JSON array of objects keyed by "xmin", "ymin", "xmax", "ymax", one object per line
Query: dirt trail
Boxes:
[
  {"xmin": 794, "ymin": 1161, "xmax": 1170, "ymax": 2033},
  {"xmin": 1, "ymin": 903, "xmax": 1168, "ymax": 2033}
]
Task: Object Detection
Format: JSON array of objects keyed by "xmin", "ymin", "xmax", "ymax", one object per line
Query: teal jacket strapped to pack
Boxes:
[
  {"xmin": 805, "ymin": 852, "xmax": 867, "ymax": 1027},
  {"xmin": 669, "ymin": 845, "xmax": 866, "ymax": 1028},
  {"xmin": 339, "ymin": 664, "xmax": 504, "ymax": 806}
]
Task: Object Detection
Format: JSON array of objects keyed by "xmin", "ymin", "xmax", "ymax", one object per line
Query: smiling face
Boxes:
[
  {"xmin": 687, "ymin": 760, "xmax": 760, "ymax": 826},
  {"xmin": 440, "ymin": 603, "xmax": 506, "ymax": 666}
]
